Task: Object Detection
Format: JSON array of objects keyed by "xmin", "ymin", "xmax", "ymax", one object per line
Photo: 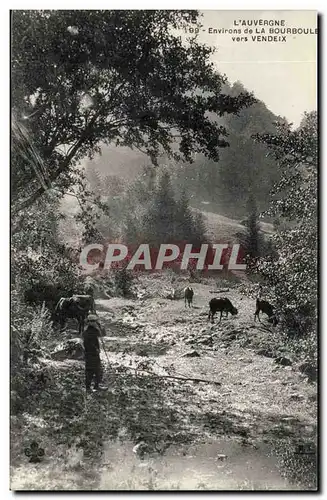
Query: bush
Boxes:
[
  {"xmin": 113, "ymin": 267, "xmax": 134, "ymax": 297},
  {"xmin": 255, "ymin": 112, "xmax": 317, "ymax": 342}
]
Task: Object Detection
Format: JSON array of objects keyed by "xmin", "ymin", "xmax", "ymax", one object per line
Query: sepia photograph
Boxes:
[{"xmin": 10, "ymin": 9, "xmax": 318, "ymax": 491}]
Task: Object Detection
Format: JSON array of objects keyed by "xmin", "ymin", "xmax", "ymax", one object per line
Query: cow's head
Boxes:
[
  {"xmin": 231, "ymin": 307, "xmax": 238, "ymax": 316},
  {"xmin": 268, "ymin": 315, "xmax": 278, "ymax": 326}
]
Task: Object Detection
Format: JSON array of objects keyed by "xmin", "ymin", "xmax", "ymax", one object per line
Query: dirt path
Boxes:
[
  {"xmin": 97, "ymin": 282, "xmax": 316, "ymax": 431},
  {"xmin": 91, "ymin": 278, "xmax": 317, "ymax": 489}
]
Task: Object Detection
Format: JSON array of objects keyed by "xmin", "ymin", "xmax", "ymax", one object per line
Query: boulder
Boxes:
[
  {"xmin": 200, "ymin": 336, "xmax": 213, "ymax": 346},
  {"xmin": 298, "ymin": 362, "xmax": 317, "ymax": 382},
  {"xmin": 257, "ymin": 349, "xmax": 274, "ymax": 358},
  {"xmin": 275, "ymin": 356, "xmax": 293, "ymax": 367},
  {"xmin": 182, "ymin": 350, "xmax": 201, "ymax": 358},
  {"xmin": 51, "ymin": 338, "xmax": 84, "ymax": 361},
  {"xmin": 289, "ymin": 392, "xmax": 305, "ymax": 401}
]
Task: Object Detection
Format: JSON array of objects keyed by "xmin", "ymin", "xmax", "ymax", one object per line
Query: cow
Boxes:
[
  {"xmin": 254, "ymin": 299, "xmax": 278, "ymax": 326},
  {"xmin": 55, "ymin": 295, "xmax": 96, "ymax": 335},
  {"xmin": 184, "ymin": 287, "xmax": 194, "ymax": 308},
  {"xmin": 24, "ymin": 283, "xmax": 76, "ymax": 313},
  {"xmin": 208, "ymin": 297, "xmax": 238, "ymax": 323}
]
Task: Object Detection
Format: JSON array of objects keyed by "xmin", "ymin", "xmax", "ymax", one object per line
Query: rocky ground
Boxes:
[{"xmin": 10, "ymin": 273, "xmax": 318, "ymax": 491}]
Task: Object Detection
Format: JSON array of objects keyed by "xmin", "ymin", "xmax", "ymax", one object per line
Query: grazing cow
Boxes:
[
  {"xmin": 184, "ymin": 287, "xmax": 194, "ymax": 308},
  {"xmin": 254, "ymin": 299, "xmax": 278, "ymax": 326},
  {"xmin": 55, "ymin": 295, "xmax": 96, "ymax": 334},
  {"xmin": 208, "ymin": 297, "xmax": 238, "ymax": 323}
]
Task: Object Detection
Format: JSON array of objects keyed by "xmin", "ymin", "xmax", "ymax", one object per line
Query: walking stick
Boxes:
[{"xmin": 99, "ymin": 335, "xmax": 110, "ymax": 365}]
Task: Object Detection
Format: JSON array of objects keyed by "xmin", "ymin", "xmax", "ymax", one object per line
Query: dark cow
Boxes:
[
  {"xmin": 24, "ymin": 283, "xmax": 76, "ymax": 313},
  {"xmin": 254, "ymin": 299, "xmax": 278, "ymax": 326},
  {"xmin": 208, "ymin": 297, "xmax": 238, "ymax": 323},
  {"xmin": 55, "ymin": 295, "xmax": 96, "ymax": 334},
  {"xmin": 184, "ymin": 287, "xmax": 194, "ymax": 308}
]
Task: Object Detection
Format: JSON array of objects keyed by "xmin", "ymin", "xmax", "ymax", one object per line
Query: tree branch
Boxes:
[{"xmin": 13, "ymin": 108, "xmax": 107, "ymax": 215}]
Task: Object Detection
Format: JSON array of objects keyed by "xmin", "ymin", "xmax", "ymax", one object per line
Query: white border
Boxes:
[{"xmin": 2, "ymin": 2, "xmax": 324, "ymax": 499}]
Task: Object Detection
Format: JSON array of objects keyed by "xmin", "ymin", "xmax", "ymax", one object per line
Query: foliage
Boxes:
[
  {"xmin": 238, "ymin": 194, "xmax": 263, "ymax": 260},
  {"xmin": 12, "ymin": 197, "xmax": 84, "ymax": 306},
  {"xmin": 12, "ymin": 10, "xmax": 254, "ymax": 215},
  {"xmin": 113, "ymin": 267, "xmax": 135, "ymax": 297},
  {"xmin": 12, "ymin": 291, "xmax": 54, "ymax": 363},
  {"xmin": 255, "ymin": 111, "xmax": 318, "ymax": 341},
  {"xmin": 141, "ymin": 171, "xmax": 207, "ymax": 246}
]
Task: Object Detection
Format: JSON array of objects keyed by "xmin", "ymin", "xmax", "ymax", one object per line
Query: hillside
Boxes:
[{"xmin": 192, "ymin": 209, "xmax": 274, "ymax": 243}]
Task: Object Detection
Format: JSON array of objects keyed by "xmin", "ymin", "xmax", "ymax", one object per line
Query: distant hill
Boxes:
[{"xmin": 192, "ymin": 208, "xmax": 274, "ymax": 243}]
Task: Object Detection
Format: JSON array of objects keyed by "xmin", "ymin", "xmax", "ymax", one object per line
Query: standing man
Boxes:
[{"xmin": 83, "ymin": 314, "xmax": 105, "ymax": 391}]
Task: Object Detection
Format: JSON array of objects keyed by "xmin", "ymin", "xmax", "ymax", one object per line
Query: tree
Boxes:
[
  {"xmin": 174, "ymin": 190, "xmax": 195, "ymax": 241},
  {"xmin": 175, "ymin": 190, "xmax": 206, "ymax": 245},
  {"xmin": 239, "ymin": 194, "xmax": 263, "ymax": 260},
  {"xmin": 142, "ymin": 171, "xmax": 178, "ymax": 245},
  {"xmin": 86, "ymin": 167, "xmax": 103, "ymax": 194},
  {"xmin": 256, "ymin": 111, "xmax": 318, "ymax": 337},
  {"xmin": 11, "ymin": 10, "xmax": 255, "ymax": 215}
]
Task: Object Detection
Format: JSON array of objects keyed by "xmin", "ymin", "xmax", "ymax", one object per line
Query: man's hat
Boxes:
[{"xmin": 86, "ymin": 314, "xmax": 100, "ymax": 323}]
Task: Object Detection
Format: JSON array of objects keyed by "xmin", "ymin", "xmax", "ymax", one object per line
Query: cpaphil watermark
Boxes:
[{"xmin": 78, "ymin": 242, "xmax": 247, "ymax": 273}]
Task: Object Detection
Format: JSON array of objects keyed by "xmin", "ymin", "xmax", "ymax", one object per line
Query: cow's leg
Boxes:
[
  {"xmin": 79, "ymin": 316, "xmax": 85, "ymax": 336},
  {"xmin": 254, "ymin": 309, "xmax": 261, "ymax": 322},
  {"xmin": 60, "ymin": 315, "xmax": 65, "ymax": 332},
  {"xmin": 219, "ymin": 311, "xmax": 223, "ymax": 323}
]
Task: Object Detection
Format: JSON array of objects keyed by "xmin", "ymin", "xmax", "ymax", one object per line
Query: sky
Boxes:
[{"xmin": 198, "ymin": 10, "xmax": 317, "ymax": 127}]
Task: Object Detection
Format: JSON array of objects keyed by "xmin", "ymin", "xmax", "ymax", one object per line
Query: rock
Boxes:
[
  {"xmin": 281, "ymin": 416, "xmax": 300, "ymax": 424},
  {"xmin": 221, "ymin": 333, "xmax": 237, "ymax": 341},
  {"xmin": 257, "ymin": 349, "xmax": 274, "ymax": 358},
  {"xmin": 290, "ymin": 393, "xmax": 305, "ymax": 401},
  {"xmin": 275, "ymin": 356, "xmax": 293, "ymax": 366},
  {"xmin": 51, "ymin": 338, "xmax": 84, "ymax": 361},
  {"xmin": 200, "ymin": 336, "xmax": 213, "ymax": 346},
  {"xmin": 182, "ymin": 350, "xmax": 201, "ymax": 358},
  {"xmin": 308, "ymin": 393, "xmax": 317, "ymax": 402},
  {"xmin": 133, "ymin": 441, "xmax": 148, "ymax": 459},
  {"xmin": 298, "ymin": 362, "xmax": 317, "ymax": 382}
]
